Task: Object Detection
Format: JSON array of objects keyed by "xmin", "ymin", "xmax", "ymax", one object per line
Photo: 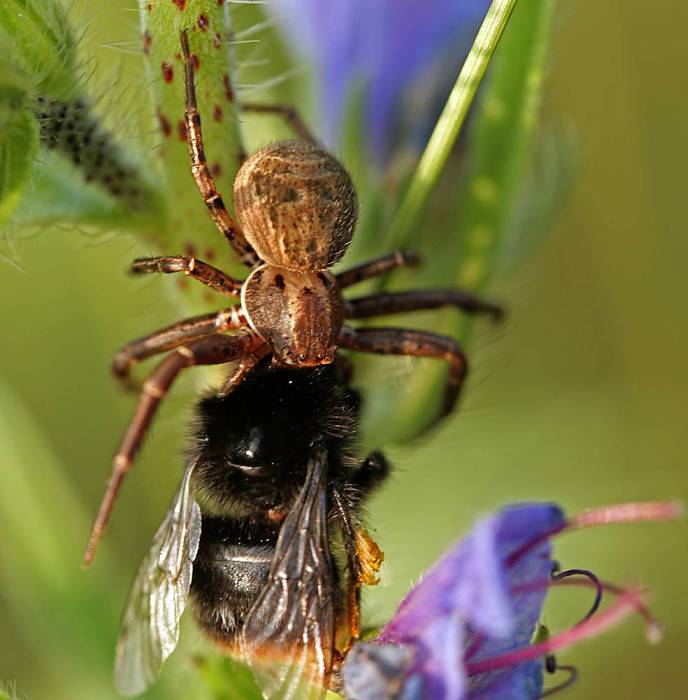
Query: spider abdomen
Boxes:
[
  {"xmin": 233, "ymin": 140, "xmax": 357, "ymax": 271},
  {"xmin": 242, "ymin": 265, "xmax": 344, "ymax": 366}
]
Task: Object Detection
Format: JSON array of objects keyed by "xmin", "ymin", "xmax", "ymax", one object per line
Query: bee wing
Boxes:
[
  {"xmin": 241, "ymin": 445, "xmax": 335, "ymax": 700},
  {"xmin": 114, "ymin": 461, "xmax": 202, "ymax": 696}
]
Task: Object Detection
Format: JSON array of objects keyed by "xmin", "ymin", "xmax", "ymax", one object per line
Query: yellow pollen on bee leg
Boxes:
[{"xmin": 355, "ymin": 529, "xmax": 384, "ymax": 586}]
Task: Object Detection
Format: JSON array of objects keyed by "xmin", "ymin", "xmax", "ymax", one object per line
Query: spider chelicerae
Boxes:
[{"xmin": 83, "ymin": 30, "xmax": 502, "ymax": 565}]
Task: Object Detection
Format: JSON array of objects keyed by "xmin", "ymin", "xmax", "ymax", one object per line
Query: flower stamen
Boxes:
[
  {"xmin": 550, "ymin": 564, "xmax": 602, "ymax": 624},
  {"xmin": 465, "ymin": 589, "xmax": 646, "ymax": 677},
  {"xmin": 569, "ymin": 501, "xmax": 683, "ymax": 530}
]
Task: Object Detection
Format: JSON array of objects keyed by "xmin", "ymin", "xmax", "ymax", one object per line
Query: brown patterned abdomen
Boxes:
[{"xmin": 233, "ymin": 140, "xmax": 357, "ymax": 271}]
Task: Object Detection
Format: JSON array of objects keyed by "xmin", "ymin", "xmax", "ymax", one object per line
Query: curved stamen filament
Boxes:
[
  {"xmin": 550, "ymin": 566, "xmax": 602, "ymax": 624},
  {"xmin": 466, "ymin": 575, "xmax": 660, "ymax": 666}
]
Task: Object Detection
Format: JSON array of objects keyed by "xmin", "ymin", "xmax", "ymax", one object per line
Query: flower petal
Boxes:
[
  {"xmin": 380, "ymin": 504, "xmax": 564, "ymax": 647},
  {"xmin": 468, "ymin": 660, "xmax": 544, "ymax": 700},
  {"xmin": 342, "ymin": 642, "xmax": 416, "ymax": 700},
  {"xmin": 269, "ymin": 0, "xmax": 491, "ymax": 159}
]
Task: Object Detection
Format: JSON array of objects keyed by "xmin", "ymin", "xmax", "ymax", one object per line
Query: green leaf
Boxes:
[
  {"xmin": 0, "ymin": 102, "xmax": 38, "ymax": 226},
  {"xmin": 139, "ymin": 0, "xmax": 248, "ymax": 287},
  {"xmin": 0, "ymin": 0, "xmax": 77, "ymax": 100},
  {"xmin": 360, "ymin": 0, "xmax": 561, "ymax": 442},
  {"xmin": 498, "ymin": 123, "xmax": 576, "ymax": 272},
  {"xmin": 383, "ymin": 0, "xmax": 520, "ymax": 251},
  {"xmin": 9, "ymin": 148, "xmax": 161, "ymax": 233},
  {"xmin": 17, "ymin": 95, "xmax": 167, "ymax": 233}
]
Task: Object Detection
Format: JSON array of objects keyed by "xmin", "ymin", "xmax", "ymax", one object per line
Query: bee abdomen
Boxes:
[{"xmin": 190, "ymin": 517, "xmax": 275, "ymax": 644}]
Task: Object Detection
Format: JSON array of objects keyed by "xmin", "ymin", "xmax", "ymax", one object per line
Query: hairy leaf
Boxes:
[
  {"xmin": 0, "ymin": 102, "xmax": 38, "ymax": 227},
  {"xmin": 0, "ymin": 0, "xmax": 77, "ymax": 99}
]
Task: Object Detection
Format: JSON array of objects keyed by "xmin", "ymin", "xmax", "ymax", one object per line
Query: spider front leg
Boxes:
[
  {"xmin": 131, "ymin": 256, "xmax": 243, "ymax": 297},
  {"xmin": 180, "ymin": 31, "xmax": 258, "ymax": 268},
  {"xmin": 339, "ymin": 326, "xmax": 468, "ymax": 421},
  {"xmin": 241, "ymin": 102, "xmax": 316, "ymax": 144},
  {"xmin": 345, "ymin": 289, "xmax": 504, "ymax": 321},
  {"xmin": 84, "ymin": 331, "xmax": 264, "ymax": 566},
  {"xmin": 112, "ymin": 307, "xmax": 248, "ymax": 390}
]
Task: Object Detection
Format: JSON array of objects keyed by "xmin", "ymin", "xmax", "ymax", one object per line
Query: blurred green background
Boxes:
[{"xmin": 1, "ymin": 1, "xmax": 687, "ymax": 699}]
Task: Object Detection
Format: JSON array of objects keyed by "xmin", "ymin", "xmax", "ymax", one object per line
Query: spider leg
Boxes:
[
  {"xmin": 345, "ymin": 289, "xmax": 504, "ymax": 321},
  {"xmin": 131, "ymin": 256, "xmax": 243, "ymax": 297},
  {"xmin": 336, "ymin": 251, "xmax": 421, "ymax": 288},
  {"xmin": 84, "ymin": 331, "xmax": 263, "ymax": 566},
  {"xmin": 339, "ymin": 326, "xmax": 468, "ymax": 421},
  {"xmin": 112, "ymin": 307, "xmax": 249, "ymax": 389},
  {"xmin": 180, "ymin": 31, "xmax": 258, "ymax": 268},
  {"xmin": 216, "ymin": 343, "xmax": 271, "ymax": 397},
  {"xmin": 241, "ymin": 102, "xmax": 316, "ymax": 143}
]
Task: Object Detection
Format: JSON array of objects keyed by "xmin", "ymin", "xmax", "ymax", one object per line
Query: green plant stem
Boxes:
[
  {"xmin": 139, "ymin": 0, "xmax": 247, "ymax": 293},
  {"xmin": 384, "ymin": 0, "xmax": 519, "ymax": 249}
]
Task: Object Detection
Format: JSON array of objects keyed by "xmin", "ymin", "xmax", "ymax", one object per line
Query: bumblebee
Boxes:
[{"xmin": 114, "ymin": 361, "xmax": 388, "ymax": 698}]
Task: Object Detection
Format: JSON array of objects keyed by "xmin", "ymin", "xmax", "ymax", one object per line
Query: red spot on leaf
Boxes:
[
  {"xmin": 223, "ymin": 74, "xmax": 234, "ymax": 102},
  {"xmin": 198, "ymin": 14, "xmax": 209, "ymax": 31},
  {"xmin": 161, "ymin": 61, "xmax": 174, "ymax": 83},
  {"xmin": 205, "ymin": 248, "xmax": 216, "ymax": 261},
  {"xmin": 211, "ymin": 162, "xmax": 222, "ymax": 177},
  {"xmin": 213, "ymin": 32, "xmax": 222, "ymax": 49},
  {"xmin": 213, "ymin": 105, "xmax": 223, "ymax": 123},
  {"xmin": 143, "ymin": 30, "xmax": 152, "ymax": 55},
  {"xmin": 178, "ymin": 120, "xmax": 188, "ymax": 142},
  {"xmin": 145, "ymin": 2, "xmax": 152, "ymax": 12},
  {"xmin": 191, "ymin": 54, "xmax": 200, "ymax": 72},
  {"xmin": 172, "ymin": 0, "xmax": 187, "ymax": 10},
  {"xmin": 157, "ymin": 110, "xmax": 172, "ymax": 137},
  {"xmin": 217, "ymin": 0, "xmax": 225, "ymax": 5},
  {"xmin": 184, "ymin": 242, "xmax": 197, "ymax": 257},
  {"xmin": 203, "ymin": 290, "xmax": 213, "ymax": 303}
]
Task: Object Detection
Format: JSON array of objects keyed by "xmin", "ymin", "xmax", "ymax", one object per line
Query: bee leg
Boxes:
[
  {"xmin": 84, "ymin": 331, "xmax": 263, "ymax": 566},
  {"xmin": 338, "ymin": 325, "xmax": 468, "ymax": 423},
  {"xmin": 352, "ymin": 451, "xmax": 390, "ymax": 494},
  {"xmin": 241, "ymin": 102, "xmax": 316, "ymax": 144},
  {"xmin": 111, "ymin": 307, "xmax": 247, "ymax": 391},
  {"xmin": 180, "ymin": 30, "xmax": 258, "ymax": 268},
  {"xmin": 345, "ymin": 288, "xmax": 504, "ymax": 322},
  {"xmin": 336, "ymin": 251, "xmax": 421, "ymax": 288},
  {"xmin": 130, "ymin": 256, "xmax": 243, "ymax": 298},
  {"xmin": 331, "ymin": 489, "xmax": 384, "ymax": 653}
]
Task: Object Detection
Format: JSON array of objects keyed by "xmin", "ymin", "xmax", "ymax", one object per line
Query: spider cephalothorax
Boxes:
[
  {"xmin": 83, "ymin": 30, "xmax": 503, "ymax": 566},
  {"xmin": 236, "ymin": 140, "xmax": 356, "ymax": 365}
]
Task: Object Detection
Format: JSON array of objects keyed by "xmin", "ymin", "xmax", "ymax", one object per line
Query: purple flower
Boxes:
[
  {"xmin": 268, "ymin": 0, "xmax": 491, "ymax": 162},
  {"xmin": 343, "ymin": 502, "xmax": 678, "ymax": 700}
]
